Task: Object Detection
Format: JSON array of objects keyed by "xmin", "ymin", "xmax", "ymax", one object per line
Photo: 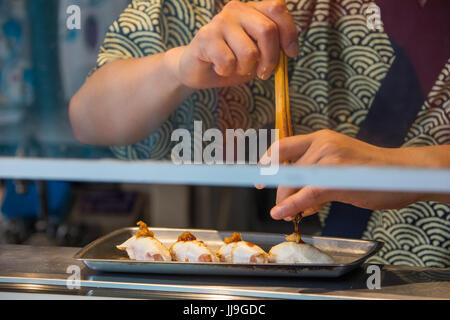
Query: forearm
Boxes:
[
  {"xmin": 387, "ymin": 145, "xmax": 450, "ymax": 168},
  {"xmin": 388, "ymin": 145, "xmax": 450, "ymax": 204},
  {"xmin": 69, "ymin": 47, "xmax": 193, "ymax": 146},
  {"xmin": 270, "ymin": 134, "xmax": 450, "ymax": 219}
]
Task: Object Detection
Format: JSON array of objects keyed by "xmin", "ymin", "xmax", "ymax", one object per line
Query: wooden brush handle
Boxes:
[{"xmin": 275, "ymin": 53, "xmax": 293, "ymax": 141}]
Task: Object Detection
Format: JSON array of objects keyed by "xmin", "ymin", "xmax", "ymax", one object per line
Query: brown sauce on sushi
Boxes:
[
  {"xmin": 178, "ymin": 231, "xmax": 197, "ymax": 241},
  {"xmin": 224, "ymin": 232, "xmax": 242, "ymax": 244},
  {"xmin": 286, "ymin": 232, "xmax": 305, "ymax": 244},
  {"xmin": 135, "ymin": 221, "xmax": 154, "ymax": 238}
]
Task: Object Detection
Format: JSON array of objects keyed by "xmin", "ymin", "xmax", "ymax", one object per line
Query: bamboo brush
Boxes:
[
  {"xmin": 274, "ymin": 52, "xmax": 293, "ymax": 140},
  {"xmin": 274, "ymin": 29, "xmax": 302, "ymax": 231}
]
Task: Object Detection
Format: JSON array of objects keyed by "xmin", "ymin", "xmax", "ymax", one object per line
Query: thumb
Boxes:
[{"xmin": 270, "ymin": 186, "xmax": 331, "ymax": 220}]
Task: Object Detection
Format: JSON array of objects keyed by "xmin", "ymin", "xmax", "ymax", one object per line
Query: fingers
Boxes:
[
  {"xmin": 257, "ymin": 135, "xmax": 314, "ymax": 191},
  {"xmin": 270, "ymin": 186, "xmax": 330, "ymax": 220},
  {"xmin": 249, "ymin": 0, "xmax": 299, "ymax": 57},
  {"xmin": 206, "ymin": 0, "xmax": 299, "ymax": 80},
  {"xmin": 196, "ymin": 5, "xmax": 273, "ymax": 79},
  {"xmin": 276, "ymin": 186, "xmax": 301, "ymax": 221},
  {"xmin": 222, "ymin": 25, "xmax": 260, "ymax": 77},
  {"xmin": 277, "ymin": 183, "xmax": 325, "ymax": 222},
  {"xmin": 259, "ymin": 134, "xmax": 314, "ymax": 166},
  {"xmin": 224, "ymin": 1, "xmax": 281, "ymax": 80},
  {"xmin": 196, "ymin": 26, "xmax": 237, "ymax": 77},
  {"xmin": 276, "ymin": 185, "xmax": 299, "ymax": 206},
  {"xmin": 187, "ymin": 0, "xmax": 299, "ymax": 87}
]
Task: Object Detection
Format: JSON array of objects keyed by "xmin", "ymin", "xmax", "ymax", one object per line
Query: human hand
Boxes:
[
  {"xmin": 259, "ymin": 130, "xmax": 426, "ymax": 220},
  {"xmin": 166, "ymin": 0, "xmax": 299, "ymax": 89}
]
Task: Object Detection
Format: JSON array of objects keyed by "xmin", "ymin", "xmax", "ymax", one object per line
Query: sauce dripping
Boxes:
[
  {"xmin": 293, "ymin": 213, "xmax": 302, "ymax": 234},
  {"xmin": 287, "ymin": 213, "xmax": 304, "ymax": 244},
  {"xmin": 286, "ymin": 232, "xmax": 304, "ymax": 244}
]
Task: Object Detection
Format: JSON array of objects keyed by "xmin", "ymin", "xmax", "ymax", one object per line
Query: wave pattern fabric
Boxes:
[
  {"xmin": 97, "ymin": 0, "xmax": 395, "ymax": 160},
  {"xmin": 94, "ymin": 0, "xmax": 449, "ymax": 267},
  {"xmin": 363, "ymin": 61, "xmax": 450, "ymax": 268}
]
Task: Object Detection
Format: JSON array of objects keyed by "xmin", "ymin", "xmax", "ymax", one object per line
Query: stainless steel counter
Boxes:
[{"xmin": 0, "ymin": 244, "xmax": 449, "ymax": 300}]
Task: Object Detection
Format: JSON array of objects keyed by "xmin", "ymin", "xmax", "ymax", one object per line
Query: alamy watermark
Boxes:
[
  {"xmin": 66, "ymin": 5, "xmax": 81, "ymax": 30},
  {"xmin": 171, "ymin": 121, "xmax": 280, "ymax": 175},
  {"xmin": 66, "ymin": 265, "xmax": 81, "ymax": 290},
  {"xmin": 67, "ymin": 3, "xmax": 383, "ymax": 32},
  {"xmin": 366, "ymin": 265, "xmax": 381, "ymax": 289},
  {"xmin": 365, "ymin": 3, "xmax": 383, "ymax": 31}
]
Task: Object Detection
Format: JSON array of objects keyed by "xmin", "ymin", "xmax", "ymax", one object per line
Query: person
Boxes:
[{"xmin": 69, "ymin": 0, "xmax": 449, "ymax": 267}]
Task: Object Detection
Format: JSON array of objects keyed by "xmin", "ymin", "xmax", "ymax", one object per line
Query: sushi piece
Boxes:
[
  {"xmin": 216, "ymin": 232, "xmax": 268, "ymax": 264},
  {"xmin": 268, "ymin": 232, "xmax": 334, "ymax": 264},
  {"xmin": 116, "ymin": 221, "xmax": 171, "ymax": 261},
  {"xmin": 170, "ymin": 231, "xmax": 219, "ymax": 262}
]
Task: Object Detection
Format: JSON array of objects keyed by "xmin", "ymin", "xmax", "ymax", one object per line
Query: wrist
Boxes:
[
  {"xmin": 163, "ymin": 46, "xmax": 194, "ymax": 93},
  {"xmin": 377, "ymin": 147, "xmax": 450, "ymax": 204},
  {"xmin": 415, "ymin": 191, "xmax": 450, "ymax": 204},
  {"xmin": 377, "ymin": 147, "xmax": 426, "ymax": 167},
  {"xmin": 373, "ymin": 146, "xmax": 408, "ymax": 167},
  {"xmin": 384, "ymin": 146, "xmax": 449, "ymax": 168}
]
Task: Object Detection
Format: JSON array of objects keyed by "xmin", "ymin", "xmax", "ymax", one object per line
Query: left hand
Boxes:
[{"xmin": 259, "ymin": 130, "xmax": 425, "ymax": 221}]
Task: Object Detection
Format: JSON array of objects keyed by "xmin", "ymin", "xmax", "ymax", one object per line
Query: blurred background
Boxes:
[{"xmin": 0, "ymin": 0, "xmax": 317, "ymax": 248}]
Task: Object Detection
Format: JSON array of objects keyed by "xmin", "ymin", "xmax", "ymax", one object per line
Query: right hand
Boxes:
[{"xmin": 166, "ymin": 0, "xmax": 299, "ymax": 89}]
